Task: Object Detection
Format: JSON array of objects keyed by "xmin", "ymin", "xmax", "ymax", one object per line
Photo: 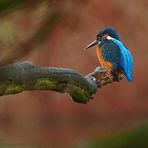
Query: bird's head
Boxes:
[{"xmin": 85, "ymin": 27, "xmax": 120, "ymax": 49}]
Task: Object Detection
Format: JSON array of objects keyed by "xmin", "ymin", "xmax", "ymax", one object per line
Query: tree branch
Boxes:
[{"xmin": 0, "ymin": 61, "xmax": 123, "ymax": 103}]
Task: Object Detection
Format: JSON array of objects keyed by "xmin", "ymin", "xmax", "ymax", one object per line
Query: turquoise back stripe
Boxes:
[{"xmin": 113, "ymin": 39, "xmax": 133, "ymax": 81}]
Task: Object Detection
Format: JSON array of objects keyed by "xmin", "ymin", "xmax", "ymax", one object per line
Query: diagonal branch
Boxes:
[
  {"xmin": 0, "ymin": 61, "xmax": 123, "ymax": 104},
  {"xmin": 0, "ymin": 10, "xmax": 61, "ymax": 66}
]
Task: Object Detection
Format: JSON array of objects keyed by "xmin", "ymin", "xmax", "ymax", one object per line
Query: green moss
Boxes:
[
  {"xmin": 5, "ymin": 84, "xmax": 24, "ymax": 94},
  {"xmin": 1, "ymin": 78, "xmax": 91, "ymax": 104},
  {"xmin": 0, "ymin": 83, "xmax": 7, "ymax": 95},
  {"xmin": 35, "ymin": 79, "xmax": 91, "ymax": 104},
  {"xmin": 69, "ymin": 85, "xmax": 90, "ymax": 104},
  {"xmin": 34, "ymin": 79, "xmax": 58, "ymax": 90}
]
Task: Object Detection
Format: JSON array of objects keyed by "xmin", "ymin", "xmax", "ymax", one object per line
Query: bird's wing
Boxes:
[
  {"xmin": 112, "ymin": 39, "xmax": 133, "ymax": 81},
  {"xmin": 102, "ymin": 40, "xmax": 121, "ymax": 70}
]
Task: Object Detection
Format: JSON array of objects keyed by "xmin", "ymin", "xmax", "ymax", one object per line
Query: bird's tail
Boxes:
[
  {"xmin": 125, "ymin": 73, "xmax": 133, "ymax": 82},
  {"xmin": 112, "ymin": 39, "xmax": 133, "ymax": 83}
]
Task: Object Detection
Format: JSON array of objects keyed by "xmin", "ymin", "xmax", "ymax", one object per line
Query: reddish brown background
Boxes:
[{"xmin": 0, "ymin": 0, "xmax": 148, "ymax": 147}]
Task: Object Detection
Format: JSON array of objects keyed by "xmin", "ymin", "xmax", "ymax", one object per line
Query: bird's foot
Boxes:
[
  {"xmin": 92, "ymin": 67, "xmax": 111, "ymax": 86},
  {"xmin": 111, "ymin": 71, "xmax": 123, "ymax": 81}
]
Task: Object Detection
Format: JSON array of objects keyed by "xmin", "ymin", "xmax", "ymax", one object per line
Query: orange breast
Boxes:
[{"xmin": 96, "ymin": 47, "xmax": 113, "ymax": 71}]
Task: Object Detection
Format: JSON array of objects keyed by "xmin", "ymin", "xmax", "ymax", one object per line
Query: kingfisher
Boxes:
[{"xmin": 85, "ymin": 27, "xmax": 133, "ymax": 82}]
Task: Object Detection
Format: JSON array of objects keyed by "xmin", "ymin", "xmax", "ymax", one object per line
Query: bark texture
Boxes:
[{"xmin": 0, "ymin": 61, "xmax": 123, "ymax": 103}]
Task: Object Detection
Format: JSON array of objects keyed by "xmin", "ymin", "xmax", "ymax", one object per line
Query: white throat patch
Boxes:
[{"xmin": 107, "ymin": 36, "xmax": 114, "ymax": 40}]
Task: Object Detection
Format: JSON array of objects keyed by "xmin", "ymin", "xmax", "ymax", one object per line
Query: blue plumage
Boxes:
[
  {"xmin": 85, "ymin": 27, "xmax": 134, "ymax": 82},
  {"xmin": 97, "ymin": 27, "xmax": 120, "ymax": 40},
  {"xmin": 113, "ymin": 39, "xmax": 133, "ymax": 81},
  {"xmin": 100, "ymin": 38, "xmax": 121, "ymax": 70}
]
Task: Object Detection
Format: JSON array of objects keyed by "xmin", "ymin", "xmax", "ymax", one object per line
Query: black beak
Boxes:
[{"xmin": 85, "ymin": 39, "xmax": 98, "ymax": 49}]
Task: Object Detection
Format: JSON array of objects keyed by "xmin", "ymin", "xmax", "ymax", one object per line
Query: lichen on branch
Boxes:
[{"xmin": 0, "ymin": 61, "xmax": 123, "ymax": 104}]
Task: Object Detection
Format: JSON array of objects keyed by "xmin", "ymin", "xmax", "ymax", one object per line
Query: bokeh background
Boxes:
[{"xmin": 0, "ymin": 0, "xmax": 148, "ymax": 148}]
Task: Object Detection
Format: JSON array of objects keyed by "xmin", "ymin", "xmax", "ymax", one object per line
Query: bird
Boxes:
[{"xmin": 85, "ymin": 27, "xmax": 133, "ymax": 82}]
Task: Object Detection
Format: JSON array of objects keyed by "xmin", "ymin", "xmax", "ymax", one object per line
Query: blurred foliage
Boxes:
[
  {"xmin": 0, "ymin": 0, "xmax": 59, "ymax": 65},
  {"xmin": 0, "ymin": 0, "xmax": 84, "ymax": 14},
  {"xmin": 0, "ymin": 21, "xmax": 17, "ymax": 46},
  {"xmin": 79, "ymin": 124, "xmax": 148, "ymax": 148},
  {"xmin": 0, "ymin": 0, "xmax": 29, "ymax": 13},
  {"xmin": 0, "ymin": 0, "xmax": 45, "ymax": 14}
]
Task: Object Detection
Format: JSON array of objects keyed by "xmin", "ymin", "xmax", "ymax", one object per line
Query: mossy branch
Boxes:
[{"xmin": 0, "ymin": 61, "xmax": 123, "ymax": 103}]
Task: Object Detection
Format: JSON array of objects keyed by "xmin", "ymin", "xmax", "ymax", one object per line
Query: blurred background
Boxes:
[{"xmin": 0, "ymin": 0, "xmax": 148, "ymax": 148}]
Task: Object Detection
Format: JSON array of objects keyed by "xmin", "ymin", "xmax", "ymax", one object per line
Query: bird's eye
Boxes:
[{"xmin": 97, "ymin": 35, "xmax": 101, "ymax": 40}]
